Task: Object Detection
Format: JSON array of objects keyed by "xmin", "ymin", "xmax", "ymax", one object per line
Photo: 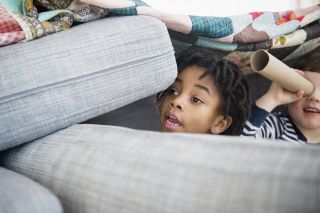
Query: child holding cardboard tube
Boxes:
[{"xmin": 242, "ymin": 47, "xmax": 320, "ymax": 144}]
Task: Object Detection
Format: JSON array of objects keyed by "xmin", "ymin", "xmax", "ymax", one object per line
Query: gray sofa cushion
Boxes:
[
  {"xmin": 0, "ymin": 167, "xmax": 62, "ymax": 213},
  {"xmin": 1, "ymin": 124, "xmax": 319, "ymax": 213},
  {"xmin": 0, "ymin": 16, "xmax": 176, "ymax": 151}
]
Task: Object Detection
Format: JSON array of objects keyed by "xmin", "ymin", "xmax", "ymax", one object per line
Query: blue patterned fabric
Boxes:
[
  {"xmin": 109, "ymin": 0, "xmax": 149, "ymax": 15},
  {"xmin": 110, "ymin": 7, "xmax": 138, "ymax": 15},
  {"xmin": 190, "ymin": 15, "xmax": 233, "ymax": 38}
]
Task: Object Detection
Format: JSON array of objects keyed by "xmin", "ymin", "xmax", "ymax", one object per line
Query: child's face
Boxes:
[
  {"xmin": 159, "ymin": 65, "xmax": 231, "ymax": 134},
  {"xmin": 288, "ymin": 71, "xmax": 320, "ymax": 130}
]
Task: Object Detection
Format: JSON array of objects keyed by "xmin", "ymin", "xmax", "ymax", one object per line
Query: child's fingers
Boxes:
[
  {"xmin": 293, "ymin": 69, "xmax": 305, "ymax": 76},
  {"xmin": 294, "ymin": 90, "xmax": 304, "ymax": 100}
]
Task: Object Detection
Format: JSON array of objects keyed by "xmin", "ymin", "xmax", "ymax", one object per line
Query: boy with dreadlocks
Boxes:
[
  {"xmin": 242, "ymin": 47, "xmax": 320, "ymax": 144},
  {"xmin": 157, "ymin": 46, "xmax": 250, "ymax": 135}
]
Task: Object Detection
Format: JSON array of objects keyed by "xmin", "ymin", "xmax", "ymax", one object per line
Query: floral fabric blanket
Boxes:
[
  {"xmin": 0, "ymin": 0, "xmax": 319, "ymax": 72},
  {"xmin": 0, "ymin": 0, "xmax": 109, "ymax": 46}
]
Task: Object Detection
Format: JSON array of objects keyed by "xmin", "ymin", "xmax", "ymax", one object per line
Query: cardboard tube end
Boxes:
[
  {"xmin": 251, "ymin": 50, "xmax": 270, "ymax": 72},
  {"xmin": 305, "ymin": 83, "xmax": 314, "ymax": 96}
]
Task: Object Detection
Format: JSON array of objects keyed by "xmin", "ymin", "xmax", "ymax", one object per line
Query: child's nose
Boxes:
[
  {"xmin": 170, "ymin": 96, "xmax": 184, "ymax": 110},
  {"xmin": 308, "ymin": 88, "xmax": 320, "ymax": 102}
]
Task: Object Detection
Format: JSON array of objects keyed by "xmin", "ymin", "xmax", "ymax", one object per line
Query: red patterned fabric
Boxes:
[{"xmin": 0, "ymin": 6, "xmax": 25, "ymax": 47}]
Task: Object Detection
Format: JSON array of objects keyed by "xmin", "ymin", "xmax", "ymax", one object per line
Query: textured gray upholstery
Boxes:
[
  {"xmin": 0, "ymin": 167, "xmax": 62, "ymax": 213},
  {"xmin": 0, "ymin": 16, "xmax": 176, "ymax": 151},
  {"xmin": 1, "ymin": 10, "xmax": 318, "ymax": 213},
  {"xmin": 1, "ymin": 124, "xmax": 319, "ymax": 213}
]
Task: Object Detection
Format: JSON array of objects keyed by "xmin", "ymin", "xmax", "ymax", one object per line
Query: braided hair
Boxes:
[{"xmin": 157, "ymin": 46, "xmax": 250, "ymax": 135}]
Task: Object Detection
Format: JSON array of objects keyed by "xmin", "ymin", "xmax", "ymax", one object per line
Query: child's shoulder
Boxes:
[
  {"xmin": 272, "ymin": 111, "xmax": 291, "ymax": 124},
  {"xmin": 273, "ymin": 110, "xmax": 287, "ymax": 117}
]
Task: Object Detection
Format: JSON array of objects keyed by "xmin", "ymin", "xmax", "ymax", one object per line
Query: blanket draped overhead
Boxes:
[{"xmin": 0, "ymin": 0, "xmax": 319, "ymax": 73}]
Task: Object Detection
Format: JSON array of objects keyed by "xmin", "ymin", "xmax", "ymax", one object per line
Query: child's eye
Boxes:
[
  {"xmin": 191, "ymin": 97, "xmax": 203, "ymax": 104},
  {"xmin": 166, "ymin": 88, "xmax": 178, "ymax": 96}
]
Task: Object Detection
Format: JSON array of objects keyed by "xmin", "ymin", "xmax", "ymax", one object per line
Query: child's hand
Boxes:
[
  {"xmin": 265, "ymin": 82, "xmax": 304, "ymax": 105},
  {"xmin": 256, "ymin": 69, "xmax": 305, "ymax": 112}
]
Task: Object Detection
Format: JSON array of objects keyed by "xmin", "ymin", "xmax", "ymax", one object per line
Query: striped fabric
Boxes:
[
  {"xmin": 190, "ymin": 15, "xmax": 233, "ymax": 38},
  {"xmin": 242, "ymin": 104, "xmax": 308, "ymax": 144}
]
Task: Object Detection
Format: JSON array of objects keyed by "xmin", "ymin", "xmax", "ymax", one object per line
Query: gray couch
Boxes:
[{"xmin": 0, "ymin": 16, "xmax": 319, "ymax": 213}]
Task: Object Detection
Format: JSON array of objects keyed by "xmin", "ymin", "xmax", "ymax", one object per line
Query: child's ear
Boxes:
[
  {"xmin": 156, "ymin": 100, "xmax": 162, "ymax": 112},
  {"xmin": 210, "ymin": 116, "xmax": 232, "ymax": 134}
]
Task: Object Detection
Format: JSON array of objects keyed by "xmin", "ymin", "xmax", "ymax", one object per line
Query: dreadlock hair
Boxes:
[{"xmin": 157, "ymin": 46, "xmax": 251, "ymax": 135}]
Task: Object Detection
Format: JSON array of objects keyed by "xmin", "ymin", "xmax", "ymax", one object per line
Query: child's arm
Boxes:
[
  {"xmin": 242, "ymin": 70, "xmax": 305, "ymax": 139},
  {"xmin": 256, "ymin": 81, "xmax": 304, "ymax": 113},
  {"xmin": 242, "ymin": 103, "xmax": 283, "ymax": 139}
]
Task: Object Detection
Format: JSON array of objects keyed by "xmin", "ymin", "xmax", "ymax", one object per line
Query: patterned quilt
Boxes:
[{"xmin": 0, "ymin": 0, "xmax": 319, "ymax": 73}]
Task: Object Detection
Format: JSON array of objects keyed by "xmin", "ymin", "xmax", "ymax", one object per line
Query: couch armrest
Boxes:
[
  {"xmin": 0, "ymin": 167, "xmax": 62, "ymax": 213},
  {"xmin": 1, "ymin": 124, "xmax": 319, "ymax": 213}
]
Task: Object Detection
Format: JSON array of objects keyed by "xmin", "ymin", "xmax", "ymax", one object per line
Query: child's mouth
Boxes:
[
  {"xmin": 303, "ymin": 107, "xmax": 320, "ymax": 114},
  {"xmin": 164, "ymin": 114, "xmax": 181, "ymax": 130}
]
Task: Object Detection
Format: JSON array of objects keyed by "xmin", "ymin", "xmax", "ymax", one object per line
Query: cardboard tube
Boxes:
[{"xmin": 250, "ymin": 49, "xmax": 314, "ymax": 96}]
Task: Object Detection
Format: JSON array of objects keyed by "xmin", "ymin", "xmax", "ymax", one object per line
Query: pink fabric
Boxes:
[{"xmin": 0, "ymin": 6, "xmax": 25, "ymax": 47}]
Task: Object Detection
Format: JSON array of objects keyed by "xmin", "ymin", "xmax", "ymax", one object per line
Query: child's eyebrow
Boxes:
[
  {"xmin": 195, "ymin": 84, "xmax": 211, "ymax": 95},
  {"xmin": 175, "ymin": 77, "xmax": 210, "ymax": 95}
]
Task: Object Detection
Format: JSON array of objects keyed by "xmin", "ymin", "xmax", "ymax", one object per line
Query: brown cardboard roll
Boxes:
[{"xmin": 250, "ymin": 49, "xmax": 314, "ymax": 95}]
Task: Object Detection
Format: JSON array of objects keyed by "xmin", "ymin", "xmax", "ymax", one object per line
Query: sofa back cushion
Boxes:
[{"xmin": 0, "ymin": 16, "xmax": 177, "ymax": 151}]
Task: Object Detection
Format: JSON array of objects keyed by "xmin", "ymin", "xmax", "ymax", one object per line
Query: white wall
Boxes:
[{"xmin": 144, "ymin": 0, "xmax": 318, "ymax": 16}]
